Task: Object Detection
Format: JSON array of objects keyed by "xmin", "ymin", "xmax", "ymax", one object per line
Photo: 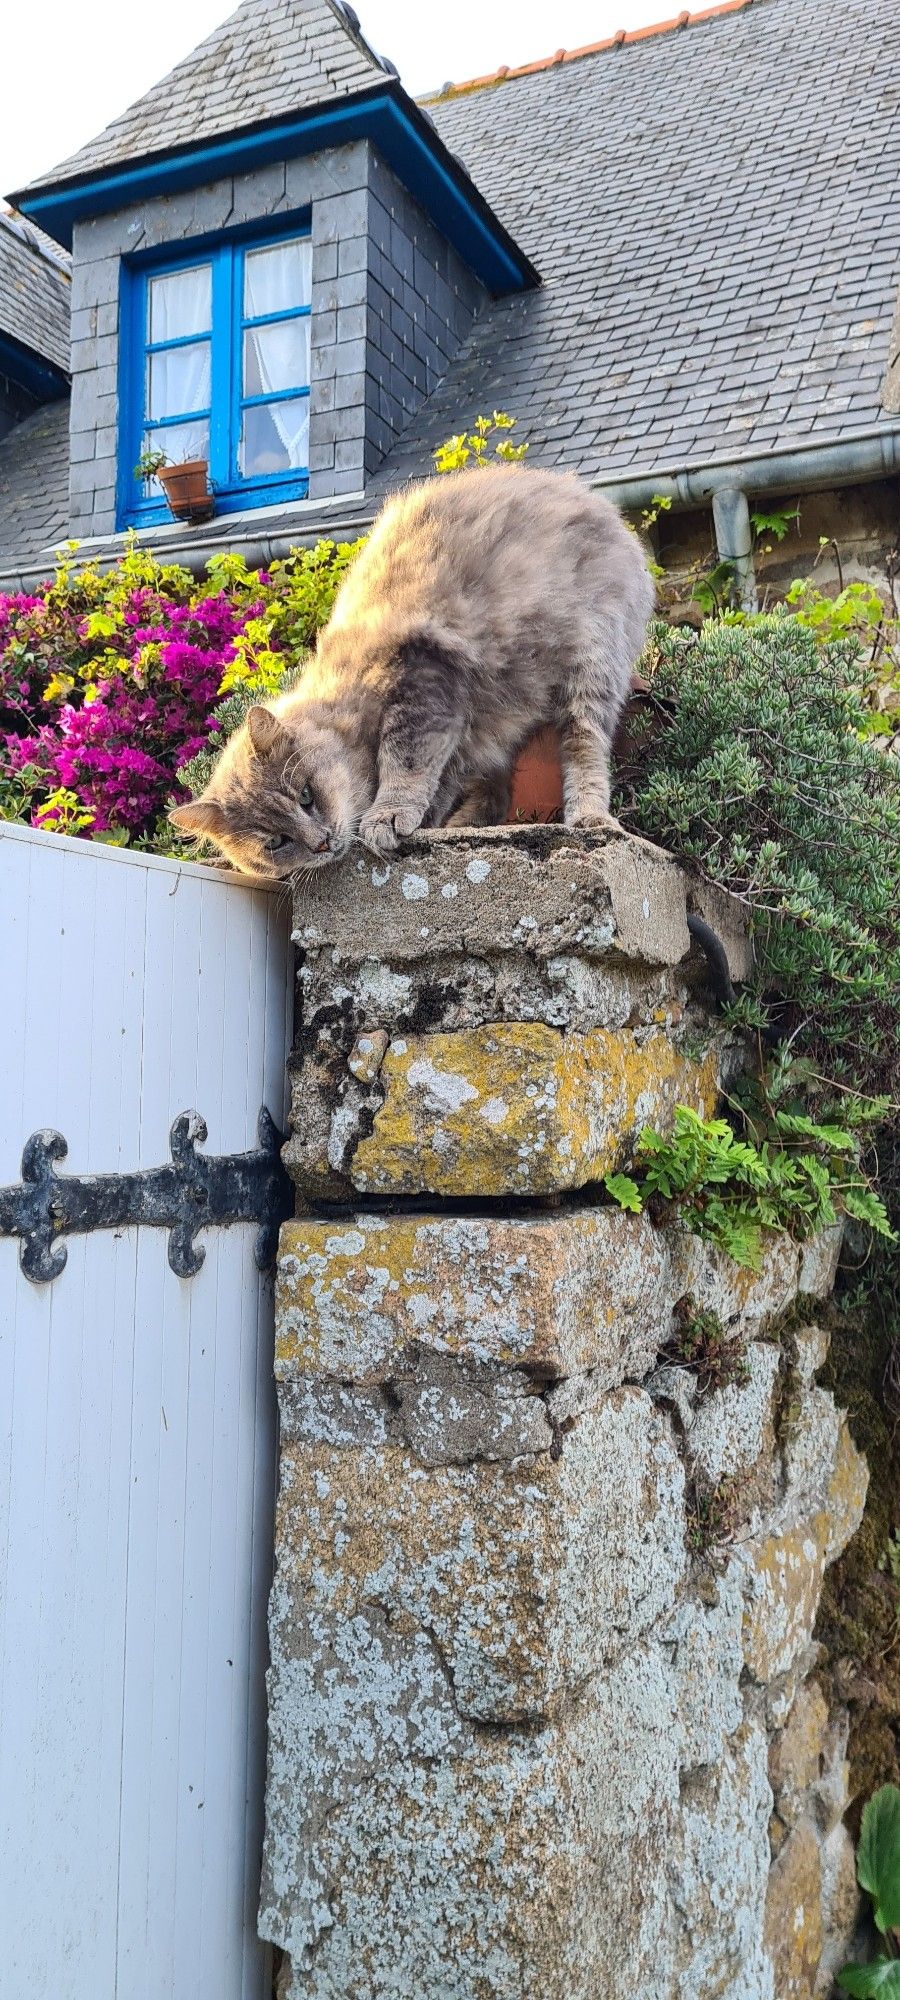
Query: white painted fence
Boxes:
[{"xmin": 0, "ymin": 824, "xmax": 293, "ymax": 2000}]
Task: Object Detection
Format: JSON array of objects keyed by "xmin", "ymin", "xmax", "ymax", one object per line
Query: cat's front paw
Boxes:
[
  {"xmin": 358, "ymin": 802, "xmax": 424, "ymax": 855},
  {"xmin": 565, "ymin": 808, "xmax": 625, "ymax": 835}
]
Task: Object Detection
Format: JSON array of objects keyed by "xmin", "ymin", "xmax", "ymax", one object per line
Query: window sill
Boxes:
[
  {"xmin": 120, "ymin": 474, "xmax": 315, "ymax": 532},
  {"xmin": 59, "ymin": 487, "xmax": 373, "ymax": 575}
]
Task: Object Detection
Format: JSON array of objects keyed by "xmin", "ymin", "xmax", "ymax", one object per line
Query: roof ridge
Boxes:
[
  {"xmin": 13, "ymin": 0, "xmax": 386, "ymax": 204},
  {"xmin": 420, "ymin": 0, "xmax": 755, "ymax": 103},
  {"xmin": 326, "ymin": 0, "xmax": 399, "ymax": 78}
]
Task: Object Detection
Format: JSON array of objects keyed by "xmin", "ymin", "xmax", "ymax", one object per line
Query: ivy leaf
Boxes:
[
  {"xmin": 838, "ymin": 1962, "xmax": 900, "ymax": 1995},
  {"xmin": 857, "ymin": 1786, "xmax": 900, "ymax": 1934},
  {"xmin": 604, "ymin": 1173, "xmax": 643, "ymax": 1214}
]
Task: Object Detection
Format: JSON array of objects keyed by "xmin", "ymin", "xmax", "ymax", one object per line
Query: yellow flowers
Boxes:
[
  {"xmin": 433, "ymin": 411, "xmax": 529, "ymax": 474},
  {"xmin": 218, "ymin": 619, "xmax": 287, "ymax": 697}
]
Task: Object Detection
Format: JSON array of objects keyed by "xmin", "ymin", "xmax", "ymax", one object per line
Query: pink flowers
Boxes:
[
  {"xmin": 0, "ymin": 536, "xmax": 361, "ymax": 844},
  {"xmin": 0, "ymin": 573, "xmax": 254, "ymax": 836}
]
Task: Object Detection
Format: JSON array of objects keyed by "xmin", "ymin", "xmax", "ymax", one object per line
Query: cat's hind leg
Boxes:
[
  {"xmin": 358, "ymin": 640, "xmax": 466, "ymax": 856},
  {"xmin": 560, "ymin": 645, "xmax": 629, "ymax": 832}
]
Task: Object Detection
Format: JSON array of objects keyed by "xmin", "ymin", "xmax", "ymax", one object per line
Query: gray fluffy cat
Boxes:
[{"xmin": 170, "ymin": 465, "xmax": 654, "ymax": 878}]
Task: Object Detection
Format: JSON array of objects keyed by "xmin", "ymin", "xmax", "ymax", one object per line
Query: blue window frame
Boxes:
[{"xmin": 119, "ymin": 225, "xmax": 312, "ymax": 527}]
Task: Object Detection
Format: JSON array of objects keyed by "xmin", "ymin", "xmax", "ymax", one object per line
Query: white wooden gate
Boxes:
[{"xmin": 0, "ymin": 823, "xmax": 293, "ymax": 2000}]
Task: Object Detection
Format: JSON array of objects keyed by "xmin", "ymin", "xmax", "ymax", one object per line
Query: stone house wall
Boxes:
[
  {"xmin": 652, "ymin": 477, "xmax": 899, "ymax": 619},
  {"xmin": 260, "ymin": 827, "xmax": 870, "ymax": 1999}
]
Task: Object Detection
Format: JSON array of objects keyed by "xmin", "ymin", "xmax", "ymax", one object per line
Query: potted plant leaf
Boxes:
[{"xmin": 134, "ymin": 446, "xmax": 214, "ymax": 524}]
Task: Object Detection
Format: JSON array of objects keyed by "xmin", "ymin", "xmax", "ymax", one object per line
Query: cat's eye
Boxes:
[
  {"xmin": 266, "ymin": 834, "xmax": 291, "ymax": 854},
  {"xmin": 298, "ymin": 785, "xmax": 314, "ymax": 809}
]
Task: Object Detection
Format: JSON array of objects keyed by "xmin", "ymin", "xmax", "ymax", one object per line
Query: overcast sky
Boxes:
[{"xmin": 2, "ymin": 0, "xmax": 668, "ymax": 200}]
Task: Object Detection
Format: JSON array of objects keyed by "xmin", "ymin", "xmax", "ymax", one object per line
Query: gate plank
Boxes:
[{"xmin": 0, "ymin": 826, "xmax": 289, "ymax": 1999}]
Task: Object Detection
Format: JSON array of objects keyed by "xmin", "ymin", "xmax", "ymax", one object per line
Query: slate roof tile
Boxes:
[{"xmin": 0, "ymin": 212, "xmax": 70, "ymax": 375}]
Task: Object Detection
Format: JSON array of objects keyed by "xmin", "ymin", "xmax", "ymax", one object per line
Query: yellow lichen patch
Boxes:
[
  {"xmin": 350, "ymin": 1022, "xmax": 719, "ymax": 1197},
  {"xmin": 824, "ymin": 1420, "xmax": 869, "ymax": 1561},
  {"xmin": 274, "ymin": 1390, "xmax": 684, "ymax": 1724},
  {"xmin": 763, "ymin": 1818, "xmax": 824, "ymax": 1999},
  {"xmin": 275, "ymin": 1206, "xmax": 672, "ymax": 1382},
  {"xmin": 769, "ymin": 1682, "xmax": 830, "ymax": 1821},
  {"xmin": 742, "ymin": 1516, "xmax": 830, "ymax": 1684}
]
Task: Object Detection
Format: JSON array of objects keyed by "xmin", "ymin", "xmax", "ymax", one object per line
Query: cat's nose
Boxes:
[{"xmin": 315, "ymin": 835, "xmax": 331, "ymax": 854}]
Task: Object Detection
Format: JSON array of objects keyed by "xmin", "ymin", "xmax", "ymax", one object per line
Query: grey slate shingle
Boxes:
[
  {"xmin": 376, "ymin": 0, "xmax": 900, "ymax": 487},
  {"xmin": 0, "ymin": 400, "xmax": 70, "ymax": 570},
  {"xmin": 0, "ymin": 213, "xmax": 70, "ymax": 375},
  {"xmin": 16, "ymin": 0, "xmax": 386, "ymax": 191}
]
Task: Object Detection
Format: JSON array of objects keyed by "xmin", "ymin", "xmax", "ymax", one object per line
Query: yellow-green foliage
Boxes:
[{"xmin": 432, "ymin": 411, "xmax": 528, "ymax": 474}]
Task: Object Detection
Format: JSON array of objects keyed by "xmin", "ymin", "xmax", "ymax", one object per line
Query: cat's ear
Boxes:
[
  {"xmin": 247, "ymin": 705, "xmax": 289, "ymax": 759},
  {"xmin": 169, "ymin": 799, "xmax": 228, "ymax": 838}
]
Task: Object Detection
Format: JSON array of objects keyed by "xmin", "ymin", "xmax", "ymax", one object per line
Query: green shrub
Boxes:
[
  {"xmin": 605, "ymin": 1104, "xmax": 891, "ymax": 1269},
  {"xmin": 618, "ymin": 615, "xmax": 900, "ymax": 1110}
]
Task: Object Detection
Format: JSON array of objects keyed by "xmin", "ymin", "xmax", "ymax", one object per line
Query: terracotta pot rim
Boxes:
[{"xmin": 157, "ymin": 459, "xmax": 209, "ymax": 482}]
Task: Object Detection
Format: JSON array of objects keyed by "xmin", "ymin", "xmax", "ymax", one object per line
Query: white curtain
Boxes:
[
  {"xmin": 147, "ymin": 264, "xmax": 212, "ymax": 434},
  {"xmin": 243, "ymin": 239, "xmax": 311, "ymax": 321},
  {"xmin": 242, "ymin": 240, "xmax": 311, "ymax": 467}
]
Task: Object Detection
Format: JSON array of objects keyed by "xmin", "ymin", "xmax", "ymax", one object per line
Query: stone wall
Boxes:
[
  {"xmin": 652, "ymin": 477, "xmax": 900, "ymax": 621},
  {"xmin": 261, "ymin": 827, "xmax": 869, "ymax": 1999}
]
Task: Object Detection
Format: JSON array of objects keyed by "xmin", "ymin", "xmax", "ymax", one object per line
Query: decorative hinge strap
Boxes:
[{"xmin": 0, "ymin": 1107, "xmax": 294, "ymax": 1284}]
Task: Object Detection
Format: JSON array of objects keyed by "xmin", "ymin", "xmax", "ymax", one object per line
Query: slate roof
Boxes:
[
  {"xmin": 0, "ymin": 400, "xmax": 70, "ymax": 573},
  {"xmin": 377, "ymin": 0, "xmax": 900, "ymax": 487},
  {"xmin": 15, "ymin": 0, "xmax": 388, "ymax": 193},
  {"xmin": 0, "ymin": 211, "xmax": 70, "ymax": 375},
  {"xmin": 1, "ymin": 0, "xmax": 898, "ymax": 579}
]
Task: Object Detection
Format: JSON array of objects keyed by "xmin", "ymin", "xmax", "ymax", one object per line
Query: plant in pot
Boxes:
[{"xmin": 134, "ymin": 445, "xmax": 214, "ymax": 524}]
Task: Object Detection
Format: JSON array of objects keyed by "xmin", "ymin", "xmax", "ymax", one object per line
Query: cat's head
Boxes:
[{"xmin": 169, "ymin": 703, "xmax": 371, "ymax": 880}]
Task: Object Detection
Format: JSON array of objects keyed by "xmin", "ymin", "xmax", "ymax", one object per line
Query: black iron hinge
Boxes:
[{"xmin": 0, "ymin": 1108, "xmax": 294, "ymax": 1284}]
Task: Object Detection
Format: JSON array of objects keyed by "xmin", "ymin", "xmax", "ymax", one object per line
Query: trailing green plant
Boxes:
[
  {"xmin": 749, "ymin": 501, "xmax": 801, "ymax": 547},
  {"xmin": 838, "ymin": 1785, "xmax": 900, "ymax": 1992},
  {"xmin": 604, "ymin": 1104, "xmax": 891, "ymax": 1270},
  {"xmin": 879, "ymin": 1535, "xmax": 900, "ymax": 1586},
  {"xmin": 690, "ymin": 559, "xmax": 738, "ymax": 617},
  {"xmin": 661, "ymin": 1293, "xmax": 750, "ymax": 1392}
]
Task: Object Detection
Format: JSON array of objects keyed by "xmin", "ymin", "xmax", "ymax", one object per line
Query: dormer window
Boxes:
[{"xmin": 120, "ymin": 226, "xmax": 312, "ymax": 525}]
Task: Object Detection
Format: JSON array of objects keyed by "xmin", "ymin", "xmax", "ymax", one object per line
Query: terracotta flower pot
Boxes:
[
  {"xmin": 508, "ymin": 726, "xmax": 564, "ymax": 823},
  {"xmin": 156, "ymin": 460, "xmax": 213, "ymax": 523},
  {"xmin": 507, "ymin": 675, "xmax": 651, "ymax": 824}
]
